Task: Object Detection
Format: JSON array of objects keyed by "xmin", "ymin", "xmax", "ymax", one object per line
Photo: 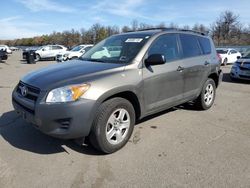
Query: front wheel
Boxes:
[
  {"xmin": 89, "ymin": 97, "xmax": 135, "ymax": 154},
  {"xmin": 195, "ymin": 78, "xmax": 216, "ymax": 110},
  {"xmin": 35, "ymin": 54, "xmax": 41, "ymax": 61}
]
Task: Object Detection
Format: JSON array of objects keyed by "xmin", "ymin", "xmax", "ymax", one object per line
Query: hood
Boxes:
[
  {"xmin": 21, "ymin": 60, "xmax": 125, "ymax": 91},
  {"xmin": 235, "ymin": 58, "xmax": 250, "ymax": 67}
]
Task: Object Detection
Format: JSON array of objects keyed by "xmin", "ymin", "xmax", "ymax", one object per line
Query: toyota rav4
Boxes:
[{"xmin": 12, "ymin": 29, "xmax": 223, "ymax": 153}]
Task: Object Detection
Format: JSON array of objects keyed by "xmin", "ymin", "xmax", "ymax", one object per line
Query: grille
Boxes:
[
  {"xmin": 16, "ymin": 82, "xmax": 40, "ymax": 102},
  {"xmin": 13, "ymin": 98, "xmax": 35, "ymax": 114},
  {"xmin": 239, "ymin": 66, "xmax": 250, "ymax": 71},
  {"xmin": 236, "ymin": 61, "xmax": 250, "ymax": 65}
]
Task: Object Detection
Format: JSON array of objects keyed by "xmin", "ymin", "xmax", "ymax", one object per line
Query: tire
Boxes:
[
  {"xmin": 35, "ymin": 54, "xmax": 41, "ymax": 61},
  {"xmin": 89, "ymin": 97, "xmax": 135, "ymax": 154},
  {"xmin": 195, "ymin": 78, "xmax": 216, "ymax": 110},
  {"xmin": 223, "ymin": 58, "xmax": 228, "ymax": 66}
]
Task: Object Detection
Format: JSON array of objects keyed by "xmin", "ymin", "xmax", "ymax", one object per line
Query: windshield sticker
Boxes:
[{"xmin": 125, "ymin": 38, "xmax": 143, "ymax": 43}]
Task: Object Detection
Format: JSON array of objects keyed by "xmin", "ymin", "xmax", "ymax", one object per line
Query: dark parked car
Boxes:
[
  {"xmin": 230, "ymin": 52, "xmax": 250, "ymax": 81},
  {"xmin": 0, "ymin": 49, "xmax": 8, "ymax": 61},
  {"xmin": 22, "ymin": 47, "xmax": 40, "ymax": 60},
  {"xmin": 12, "ymin": 28, "xmax": 222, "ymax": 153}
]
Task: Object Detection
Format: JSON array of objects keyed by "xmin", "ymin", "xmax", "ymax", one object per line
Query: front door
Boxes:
[{"xmin": 142, "ymin": 34, "xmax": 184, "ymax": 113}]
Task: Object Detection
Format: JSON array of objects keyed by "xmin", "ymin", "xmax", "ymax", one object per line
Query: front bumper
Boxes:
[
  {"xmin": 12, "ymin": 89, "xmax": 96, "ymax": 139},
  {"xmin": 230, "ymin": 66, "xmax": 250, "ymax": 81},
  {"xmin": 0, "ymin": 55, "xmax": 8, "ymax": 60}
]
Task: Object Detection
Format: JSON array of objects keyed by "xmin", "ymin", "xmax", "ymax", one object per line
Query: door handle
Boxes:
[
  {"xmin": 204, "ymin": 61, "xmax": 210, "ymax": 66},
  {"xmin": 177, "ymin": 66, "xmax": 184, "ymax": 72}
]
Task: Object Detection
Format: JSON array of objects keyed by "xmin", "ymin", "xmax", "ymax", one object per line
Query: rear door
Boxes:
[
  {"xmin": 179, "ymin": 34, "xmax": 211, "ymax": 99},
  {"xmin": 51, "ymin": 45, "xmax": 63, "ymax": 57},
  {"xmin": 142, "ymin": 34, "xmax": 184, "ymax": 113}
]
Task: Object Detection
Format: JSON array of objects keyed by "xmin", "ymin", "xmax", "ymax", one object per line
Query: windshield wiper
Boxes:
[{"xmin": 81, "ymin": 58, "xmax": 105, "ymax": 63}]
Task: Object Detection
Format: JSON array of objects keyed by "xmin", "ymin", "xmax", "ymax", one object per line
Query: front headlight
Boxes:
[{"xmin": 46, "ymin": 84, "xmax": 90, "ymax": 103}]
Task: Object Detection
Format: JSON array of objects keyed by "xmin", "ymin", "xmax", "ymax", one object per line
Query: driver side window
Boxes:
[{"xmin": 148, "ymin": 34, "xmax": 180, "ymax": 63}]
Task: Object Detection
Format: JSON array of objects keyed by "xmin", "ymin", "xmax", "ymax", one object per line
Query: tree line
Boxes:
[{"xmin": 1, "ymin": 11, "xmax": 250, "ymax": 47}]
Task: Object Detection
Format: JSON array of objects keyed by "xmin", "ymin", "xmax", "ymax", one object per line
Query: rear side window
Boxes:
[
  {"xmin": 148, "ymin": 34, "xmax": 180, "ymax": 63},
  {"xmin": 198, "ymin": 37, "xmax": 211, "ymax": 54},
  {"xmin": 52, "ymin": 46, "xmax": 63, "ymax": 50},
  {"xmin": 44, "ymin": 46, "xmax": 51, "ymax": 51},
  {"xmin": 180, "ymin": 34, "xmax": 202, "ymax": 58}
]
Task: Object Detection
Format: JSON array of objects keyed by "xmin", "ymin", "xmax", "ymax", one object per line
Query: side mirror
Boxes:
[
  {"xmin": 237, "ymin": 56, "xmax": 241, "ymax": 59},
  {"xmin": 42, "ymin": 48, "xmax": 45, "ymax": 51},
  {"xmin": 145, "ymin": 54, "xmax": 165, "ymax": 66}
]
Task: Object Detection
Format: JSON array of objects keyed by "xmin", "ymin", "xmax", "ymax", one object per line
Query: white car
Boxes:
[
  {"xmin": 56, "ymin": 44, "xmax": 93, "ymax": 62},
  {"xmin": 35, "ymin": 45, "xmax": 67, "ymax": 61},
  {"xmin": 91, "ymin": 47, "xmax": 111, "ymax": 59},
  {"xmin": 216, "ymin": 48, "xmax": 241, "ymax": 65},
  {"xmin": 0, "ymin": 45, "xmax": 12, "ymax": 54}
]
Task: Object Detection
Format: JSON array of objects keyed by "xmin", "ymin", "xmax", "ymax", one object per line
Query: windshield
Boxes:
[
  {"xmin": 242, "ymin": 52, "xmax": 250, "ymax": 58},
  {"xmin": 71, "ymin": 46, "xmax": 83, "ymax": 52},
  {"xmin": 80, "ymin": 34, "xmax": 151, "ymax": 64},
  {"xmin": 216, "ymin": 49, "xmax": 228, "ymax": 54},
  {"xmin": 36, "ymin": 46, "xmax": 44, "ymax": 50}
]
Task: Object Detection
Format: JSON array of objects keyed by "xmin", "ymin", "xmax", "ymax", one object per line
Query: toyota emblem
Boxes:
[{"xmin": 20, "ymin": 86, "xmax": 28, "ymax": 97}]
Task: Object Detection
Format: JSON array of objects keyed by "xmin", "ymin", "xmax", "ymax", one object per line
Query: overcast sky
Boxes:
[{"xmin": 0, "ymin": 0, "xmax": 250, "ymax": 39}]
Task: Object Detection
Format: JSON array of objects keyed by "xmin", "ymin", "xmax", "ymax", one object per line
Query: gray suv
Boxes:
[{"xmin": 12, "ymin": 29, "xmax": 223, "ymax": 153}]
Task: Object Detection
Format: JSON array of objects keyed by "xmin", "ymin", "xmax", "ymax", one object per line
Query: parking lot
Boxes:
[{"xmin": 0, "ymin": 52, "xmax": 250, "ymax": 187}]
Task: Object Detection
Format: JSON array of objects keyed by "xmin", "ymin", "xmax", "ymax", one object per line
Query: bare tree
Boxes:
[
  {"xmin": 131, "ymin": 20, "xmax": 139, "ymax": 31},
  {"xmin": 211, "ymin": 10, "xmax": 240, "ymax": 45}
]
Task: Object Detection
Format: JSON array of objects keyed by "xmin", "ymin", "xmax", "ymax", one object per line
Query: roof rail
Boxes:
[
  {"xmin": 127, "ymin": 27, "xmax": 207, "ymax": 36},
  {"xmin": 126, "ymin": 27, "xmax": 172, "ymax": 32},
  {"xmin": 177, "ymin": 29, "xmax": 207, "ymax": 36}
]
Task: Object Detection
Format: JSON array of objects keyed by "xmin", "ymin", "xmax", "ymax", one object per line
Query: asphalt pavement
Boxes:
[{"xmin": 0, "ymin": 52, "xmax": 250, "ymax": 188}]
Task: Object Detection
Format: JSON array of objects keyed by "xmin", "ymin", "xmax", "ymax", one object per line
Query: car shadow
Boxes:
[
  {"xmin": 0, "ymin": 111, "xmax": 102, "ymax": 156},
  {"xmin": 222, "ymin": 73, "xmax": 250, "ymax": 84},
  {"xmin": 137, "ymin": 101, "xmax": 201, "ymax": 124},
  {"xmin": 1, "ymin": 102, "xmax": 207, "ymax": 155},
  {"xmin": 0, "ymin": 60, "xmax": 8, "ymax": 64}
]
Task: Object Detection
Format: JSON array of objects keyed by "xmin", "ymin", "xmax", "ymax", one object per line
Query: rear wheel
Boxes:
[
  {"xmin": 89, "ymin": 97, "xmax": 135, "ymax": 154},
  {"xmin": 195, "ymin": 78, "xmax": 216, "ymax": 110}
]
